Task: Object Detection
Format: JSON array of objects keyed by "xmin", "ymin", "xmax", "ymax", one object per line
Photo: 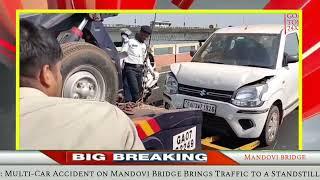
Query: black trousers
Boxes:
[
  {"xmin": 122, "ymin": 69, "xmax": 132, "ymax": 102},
  {"xmin": 124, "ymin": 64, "xmax": 143, "ymax": 102}
]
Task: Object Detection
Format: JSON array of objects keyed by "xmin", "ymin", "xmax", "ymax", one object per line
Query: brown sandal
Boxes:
[
  {"xmin": 127, "ymin": 102, "xmax": 139, "ymax": 108},
  {"xmin": 117, "ymin": 103, "xmax": 134, "ymax": 115}
]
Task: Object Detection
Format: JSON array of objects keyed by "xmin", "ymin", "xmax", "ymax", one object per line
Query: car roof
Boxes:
[{"xmin": 215, "ymin": 24, "xmax": 284, "ymax": 34}]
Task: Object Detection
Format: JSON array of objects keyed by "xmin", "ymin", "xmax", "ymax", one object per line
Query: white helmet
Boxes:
[{"xmin": 120, "ymin": 28, "xmax": 132, "ymax": 36}]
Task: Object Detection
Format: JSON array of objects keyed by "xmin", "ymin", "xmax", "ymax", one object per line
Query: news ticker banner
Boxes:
[
  {"xmin": 2, "ymin": 166, "xmax": 320, "ymax": 179},
  {"xmin": 0, "ymin": 151, "xmax": 319, "ymax": 165}
]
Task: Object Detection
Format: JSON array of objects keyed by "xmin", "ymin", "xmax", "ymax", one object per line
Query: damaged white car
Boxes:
[{"xmin": 163, "ymin": 24, "xmax": 299, "ymax": 146}]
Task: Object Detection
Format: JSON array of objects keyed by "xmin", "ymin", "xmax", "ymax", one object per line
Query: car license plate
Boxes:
[
  {"xmin": 183, "ymin": 99, "xmax": 216, "ymax": 114},
  {"xmin": 173, "ymin": 126, "xmax": 196, "ymax": 150}
]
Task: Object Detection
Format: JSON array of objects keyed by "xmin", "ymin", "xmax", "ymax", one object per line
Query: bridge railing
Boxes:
[
  {"xmin": 151, "ymin": 42, "xmax": 199, "ymax": 55},
  {"xmin": 116, "ymin": 42, "xmax": 201, "ymax": 69},
  {"xmin": 152, "ymin": 42, "xmax": 200, "ymax": 68},
  {"xmin": 105, "ymin": 24, "xmax": 214, "ymax": 30}
]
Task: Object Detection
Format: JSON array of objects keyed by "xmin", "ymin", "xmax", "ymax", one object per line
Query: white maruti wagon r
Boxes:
[{"xmin": 163, "ymin": 24, "xmax": 299, "ymax": 146}]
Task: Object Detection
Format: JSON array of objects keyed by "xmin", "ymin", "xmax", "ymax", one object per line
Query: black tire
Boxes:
[
  {"xmin": 60, "ymin": 42, "xmax": 118, "ymax": 103},
  {"xmin": 260, "ymin": 105, "xmax": 280, "ymax": 146}
]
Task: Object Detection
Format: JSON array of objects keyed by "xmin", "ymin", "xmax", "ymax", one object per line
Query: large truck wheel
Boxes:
[{"xmin": 60, "ymin": 42, "xmax": 118, "ymax": 103}]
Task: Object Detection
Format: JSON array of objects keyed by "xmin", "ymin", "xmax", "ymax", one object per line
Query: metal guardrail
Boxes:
[
  {"xmin": 104, "ymin": 24, "xmax": 215, "ymax": 30},
  {"xmin": 104, "ymin": 24, "xmax": 217, "ymax": 33},
  {"xmin": 116, "ymin": 42, "xmax": 200, "ymax": 56}
]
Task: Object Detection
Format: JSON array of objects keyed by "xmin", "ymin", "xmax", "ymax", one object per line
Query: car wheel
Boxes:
[
  {"xmin": 60, "ymin": 42, "xmax": 118, "ymax": 103},
  {"xmin": 260, "ymin": 105, "xmax": 280, "ymax": 146}
]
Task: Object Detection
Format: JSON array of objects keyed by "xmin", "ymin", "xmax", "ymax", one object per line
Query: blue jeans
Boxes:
[{"xmin": 124, "ymin": 64, "xmax": 143, "ymax": 102}]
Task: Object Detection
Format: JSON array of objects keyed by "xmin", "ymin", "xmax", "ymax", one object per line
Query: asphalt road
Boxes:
[{"xmin": 147, "ymin": 70, "xmax": 299, "ymax": 150}]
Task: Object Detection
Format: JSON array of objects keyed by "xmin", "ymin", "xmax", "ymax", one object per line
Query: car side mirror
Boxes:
[
  {"xmin": 190, "ymin": 50, "xmax": 196, "ymax": 57},
  {"xmin": 287, "ymin": 55, "xmax": 299, "ymax": 64},
  {"xmin": 283, "ymin": 53, "xmax": 298, "ymax": 66}
]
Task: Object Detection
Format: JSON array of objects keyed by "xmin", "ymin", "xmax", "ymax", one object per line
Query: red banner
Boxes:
[
  {"xmin": 171, "ymin": 0, "xmax": 195, "ymax": 9},
  {"xmin": 42, "ymin": 151, "xmax": 238, "ymax": 165}
]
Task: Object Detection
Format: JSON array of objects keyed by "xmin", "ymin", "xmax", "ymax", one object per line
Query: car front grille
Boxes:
[
  {"xmin": 178, "ymin": 84, "xmax": 234, "ymax": 103},
  {"xmin": 202, "ymin": 112, "xmax": 236, "ymax": 137}
]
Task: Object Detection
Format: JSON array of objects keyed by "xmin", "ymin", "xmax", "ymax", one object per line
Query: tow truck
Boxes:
[{"xmin": 21, "ymin": 13, "xmax": 259, "ymax": 151}]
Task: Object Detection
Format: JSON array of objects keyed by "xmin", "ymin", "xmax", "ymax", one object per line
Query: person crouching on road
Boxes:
[
  {"xmin": 121, "ymin": 26, "xmax": 152, "ymax": 103},
  {"xmin": 19, "ymin": 20, "xmax": 145, "ymax": 150}
]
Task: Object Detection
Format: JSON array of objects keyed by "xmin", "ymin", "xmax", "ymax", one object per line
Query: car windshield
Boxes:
[{"xmin": 192, "ymin": 33, "xmax": 281, "ymax": 69}]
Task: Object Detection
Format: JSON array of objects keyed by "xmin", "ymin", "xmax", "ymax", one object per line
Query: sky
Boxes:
[{"xmin": 103, "ymin": 14, "xmax": 284, "ymax": 28}]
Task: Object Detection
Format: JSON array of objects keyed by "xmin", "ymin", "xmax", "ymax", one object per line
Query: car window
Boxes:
[
  {"xmin": 193, "ymin": 33, "xmax": 281, "ymax": 69},
  {"xmin": 284, "ymin": 33, "xmax": 299, "ymax": 57}
]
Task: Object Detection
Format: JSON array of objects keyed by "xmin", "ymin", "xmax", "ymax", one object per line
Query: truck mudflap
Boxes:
[{"xmin": 133, "ymin": 109, "xmax": 203, "ymax": 150}]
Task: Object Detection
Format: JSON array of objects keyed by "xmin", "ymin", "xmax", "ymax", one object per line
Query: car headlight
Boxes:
[
  {"xmin": 232, "ymin": 84, "xmax": 268, "ymax": 107},
  {"xmin": 165, "ymin": 72, "xmax": 178, "ymax": 94}
]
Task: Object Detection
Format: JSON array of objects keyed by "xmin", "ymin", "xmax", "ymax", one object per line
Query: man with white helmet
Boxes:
[
  {"xmin": 119, "ymin": 28, "xmax": 134, "ymax": 110},
  {"xmin": 120, "ymin": 28, "xmax": 132, "ymax": 69},
  {"xmin": 121, "ymin": 26, "xmax": 152, "ymax": 103}
]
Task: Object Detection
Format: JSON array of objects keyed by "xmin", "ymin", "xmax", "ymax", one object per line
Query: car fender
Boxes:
[{"xmin": 263, "ymin": 76, "xmax": 285, "ymax": 112}]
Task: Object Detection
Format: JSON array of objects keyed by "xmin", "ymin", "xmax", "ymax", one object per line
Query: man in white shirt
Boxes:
[
  {"xmin": 119, "ymin": 28, "xmax": 132, "ymax": 69},
  {"xmin": 119, "ymin": 28, "xmax": 133, "ymax": 103},
  {"xmin": 19, "ymin": 20, "xmax": 144, "ymax": 150},
  {"xmin": 121, "ymin": 26, "xmax": 152, "ymax": 103}
]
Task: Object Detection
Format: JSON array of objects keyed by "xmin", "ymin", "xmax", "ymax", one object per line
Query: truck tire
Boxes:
[
  {"xmin": 60, "ymin": 42, "xmax": 118, "ymax": 103},
  {"xmin": 260, "ymin": 105, "xmax": 280, "ymax": 146}
]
